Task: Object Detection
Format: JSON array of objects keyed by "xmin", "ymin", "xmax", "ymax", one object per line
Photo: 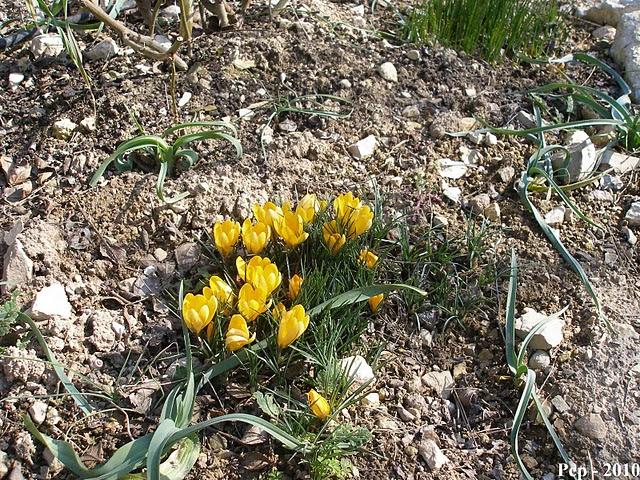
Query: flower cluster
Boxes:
[{"xmin": 182, "ymin": 192, "xmax": 383, "ymax": 421}]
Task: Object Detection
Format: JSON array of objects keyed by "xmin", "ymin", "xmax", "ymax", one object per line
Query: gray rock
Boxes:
[
  {"xmin": 498, "ymin": 166, "xmax": 516, "ymax": 183},
  {"xmin": 0, "ymin": 450, "xmax": 9, "ymax": 478},
  {"xmin": 467, "ymin": 131, "xmax": 484, "ymax": 145},
  {"xmin": 31, "ymin": 283, "xmax": 72, "ymax": 320},
  {"xmin": 544, "ymin": 206, "xmax": 566, "ymax": 226},
  {"xmin": 348, "ymin": 135, "xmax": 377, "ymax": 159},
  {"xmin": 8, "ymin": 465, "xmax": 25, "ymax": 480},
  {"xmin": 625, "ymin": 201, "xmax": 640, "ymax": 226},
  {"xmin": 153, "ymin": 34, "xmax": 172, "ymax": 51},
  {"xmin": 552, "ymin": 130, "xmax": 597, "ymax": 183},
  {"xmin": 421, "ymin": 371, "xmax": 454, "ymax": 399},
  {"xmin": 338, "ymin": 79, "xmax": 352, "ymax": 89},
  {"xmin": 516, "ymin": 110, "xmax": 549, "ymax": 128},
  {"xmin": 442, "ymin": 184, "xmax": 461, "ymax": 203},
  {"xmin": 438, "ymin": 159, "xmax": 467, "ymax": 179},
  {"xmin": 30, "ymin": 33, "xmax": 64, "ymax": 57},
  {"xmin": 528, "ymin": 350, "xmax": 551, "ymax": 370},
  {"xmin": 418, "ymin": 439, "xmax": 449, "ymax": 470},
  {"xmin": 85, "ymin": 38, "xmax": 119, "ymax": 61},
  {"xmin": 484, "ymin": 133, "xmax": 498, "ymax": 146},
  {"xmin": 28, "ymin": 401, "xmax": 48, "ymax": 425},
  {"xmin": 469, "ymin": 193, "xmax": 491, "ymax": 214},
  {"xmin": 52, "ymin": 118, "xmax": 77, "ymax": 141},
  {"xmin": 160, "ymin": 4, "xmax": 181, "ymax": 19},
  {"xmin": 2, "ymin": 240, "xmax": 33, "ymax": 293},
  {"xmin": 599, "ymin": 149, "xmax": 640, "ymax": 173},
  {"xmin": 622, "ymin": 226, "xmax": 638, "ymax": 244},
  {"xmin": 378, "ymin": 62, "xmax": 398, "ymax": 82},
  {"xmin": 589, "ymin": 189, "xmax": 614, "ymax": 202},
  {"xmin": 551, "ymin": 395, "xmax": 570, "ymax": 413},
  {"xmin": 612, "ymin": 11, "xmax": 640, "ymax": 100},
  {"xmin": 397, "ymin": 406, "xmax": 415, "ymax": 422},
  {"xmin": 601, "ymin": 174, "xmax": 624, "ymax": 191},
  {"xmin": 484, "ymin": 203, "xmax": 501, "ymax": 222},
  {"xmin": 515, "ymin": 307, "xmax": 564, "ymax": 350},
  {"xmin": 581, "ymin": 0, "xmax": 640, "ymax": 26},
  {"xmin": 575, "ymin": 413, "xmax": 608, "ymax": 440},
  {"xmin": 89, "ymin": 310, "xmax": 118, "ymax": 352},
  {"xmin": 406, "ymin": 49, "xmax": 421, "ymax": 61},
  {"xmin": 402, "ymin": 105, "xmax": 420, "ymax": 118},
  {"xmin": 593, "ymin": 25, "xmax": 617, "ymax": 41},
  {"xmin": 361, "ymin": 392, "xmax": 380, "ymax": 407}
]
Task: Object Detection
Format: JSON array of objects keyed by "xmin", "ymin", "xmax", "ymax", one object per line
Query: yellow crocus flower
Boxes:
[
  {"xmin": 203, "ymin": 275, "xmax": 235, "ymax": 307},
  {"xmin": 274, "ymin": 210, "xmax": 309, "ymax": 249},
  {"xmin": 236, "ymin": 256, "xmax": 281, "ymax": 296},
  {"xmin": 307, "ymin": 389, "xmax": 331, "ymax": 420},
  {"xmin": 238, "ymin": 283, "xmax": 270, "ymax": 321},
  {"xmin": 333, "ymin": 192, "xmax": 363, "ymax": 225},
  {"xmin": 182, "ymin": 293, "xmax": 218, "ymax": 335},
  {"xmin": 296, "ymin": 194, "xmax": 322, "ymax": 224},
  {"xmin": 346, "ymin": 205, "xmax": 373, "ymax": 239},
  {"xmin": 241, "ymin": 219, "xmax": 271, "ymax": 255},
  {"xmin": 322, "ymin": 220, "xmax": 346, "ymax": 255},
  {"xmin": 272, "ymin": 302, "xmax": 287, "ymax": 320},
  {"xmin": 252, "ymin": 201, "xmax": 283, "ymax": 228},
  {"xmin": 368, "ymin": 294, "xmax": 384, "ymax": 313},
  {"xmin": 213, "ymin": 219, "xmax": 241, "ymax": 258},
  {"xmin": 277, "ymin": 304, "xmax": 310, "ymax": 349},
  {"xmin": 288, "ymin": 274, "xmax": 303, "ymax": 300},
  {"xmin": 225, "ymin": 314, "xmax": 256, "ymax": 352},
  {"xmin": 358, "ymin": 249, "xmax": 379, "ymax": 269},
  {"xmin": 333, "ymin": 192, "xmax": 373, "ymax": 239}
]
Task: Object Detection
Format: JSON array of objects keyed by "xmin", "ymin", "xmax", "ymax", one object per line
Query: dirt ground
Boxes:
[{"xmin": 1, "ymin": 0, "xmax": 639, "ymax": 479}]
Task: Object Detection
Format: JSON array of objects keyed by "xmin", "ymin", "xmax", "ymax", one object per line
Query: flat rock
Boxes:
[
  {"xmin": 30, "ymin": 33, "xmax": 64, "ymax": 57},
  {"xmin": 575, "ymin": 413, "xmax": 608, "ymax": 440},
  {"xmin": 418, "ymin": 439, "xmax": 449, "ymax": 470},
  {"xmin": 2, "ymin": 240, "xmax": 33, "ymax": 293},
  {"xmin": 544, "ymin": 206, "xmax": 566, "ymax": 226},
  {"xmin": 52, "ymin": 118, "xmax": 77, "ymax": 141},
  {"xmin": 600, "ymin": 149, "xmax": 640, "ymax": 173},
  {"xmin": 552, "ymin": 130, "xmax": 597, "ymax": 183},
  {"xmin": 593, "ymin": 25, "xmax": 617, "ymax": 41},
  {"xmin": 378, "ymin": 62, "xmax": 398, "ymax": 82},
  {"xmin": 625, "ymin": 201, "xmax": 640, "ymax": 226},
  {"xmin": 484, "ymin": 203, "xmax": 501, "ymax": 222},
  {"xmin": 515, "ymin": 307, "xmax": 564, "ymax": 350},
  {"xmin": 31, "ymin": 283, "xmax": 72, "ymax": 320},
  {"xmin": 339, "ymin": 355, "xmax": 375, "ymax": 384},
  {"xmin": 421, "ymin": 370, "xmax": 454, "ymax": 399},
  {"xmin": 601, "ymin": 174, "xmax": 624, "ymax": 191},
  {"xmin": 438, "ymin": 158, "xmax": 467, "ymax": 179},
  {"xmin": 581, "ymin": 0, "xmax": 640, "ymax": 26},
  {"xmin": 551, "ymin": 395, "xmax": 570, "ymax": 413},
  {"xmin": 348, "ymin": 135, "xmax": 377, "ymax": 159},
  {"xmin": 497, "ymin": 166, "xmax": 515, "ymax": 183},
  {"xmin": 469, "ymin": 193, "xmax": 490, "ymax": 214},
  {"xmin": 28, "ymin": 401, "xmax": 47, "ymax": 425},
  {"xmin": 85, "ymin": 38, "xmax": 119, "ymax": 61}
]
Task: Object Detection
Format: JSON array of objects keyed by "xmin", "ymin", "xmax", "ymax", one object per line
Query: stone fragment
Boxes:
[
  {"xmin": 406, "ymin": 49, "xmax": 421, "ymax": 61},
  {"xmin": 0, "ymin": 451, "xmax": 8, "ymax": 478},
  {"xmin": 467, "ymin": 131, "xmax": 483, "ymax": 145},
  {"xmin": 528, "ymin": 350, "xmax": 551, "ymax": 370},
  {"xmin": 622, "ymin": 225, "xmax": 638, "ymax": 244},
  {"xmin": 2, "ymin": 240, "xmax": 33, "ymax": 293},
  {"xmin": 589, "ymin": 189, "xmax": 614, "ymax": 202},
  {"xmin": 625, "ymin": 201, "xmax": 640, "ymax": 226},
  {"xmin": 498, "ymin": 166, "xmax": 515, "ymax": 183},
  {"xmin": 9, "ymin": 73, "xmax": 24, "ymax": 88},
  {"xmin": 160, "ymin": 4, "xmax": 181, "ymax": 19},
  {"xmin": 339, "ymin": 355, "xmax": 375, "ymax": 384},
  {"xmin": 52, "ymin": 119, "xmax": 77, "ymax": 141},
  {"xmin": 612, "ymin": 11, "xmax": 640, "ymax": 100},
  {"xmin": 484, "ymin": 203, "xmax": 501, "ymax": 222},
  {"xmin": 514, "ymin": 307, "xmax": 564, "ymax": 350},
  {"xmin": 551, "ymin": 395, "xmax": 571, "ymax": 413},
  {"xmin": 469, "ymin": 193, "xmax": 490, "ymax": 214},
  {"xmin": 575, "ymin": 413, "xmax": 608, "ymax": 440},
  {"xmin": 30, "ymin": 33, "xmax": 64, "ymax": 57},
  {"xmin": 442, "ymin": 184, "xmax": 461, "ymax": 203},
  {"xmin": 31, "ymin": 283, "xmax": 72, "ymax": 320},
  {"xmin": 601, "ymin": 174, "xmax": 624, "ymax": 191},
  {"xmin": 438, "ymin": 159, "xmax": 467, "ymax": 179},
  {"xmin": 581, "ymin": 0, "xmax": 640, "ymax": 25},
  {"xmin": 28, "ymin": 401, "xmax": 47, "ymax": 425},
  {"xmin": 544, "ymin": 206, "xmax": 566, "ymax": 226},
  {"xmin": 80, "ymin": 116, "xmax": 96, "ymax": 132},
  {"xmin": 348, "ymin": 135, "xmax": 377, "ymax": 159},
  {"xmin": 85, "ymin": 38, "xmax": 119, "ymax": 61},
  {"xmin": 418, "ymin": 439, "xmax": 449, "ymax": 470},
  {"xmin": 378, "ymin": 62, "xmax": 398, "ymax": 82},
  {"xmin": 484, "ymin": 133, "xmax": 498, "ymax": 146},
  {"xmin": 600, "ymin": 149, "xmax": 640, "ymax": 173},
  {"xmin": 421, "ymin": 371, "xmax": 454, "ymax": 399},
  {"xmin": 361, "ymin": 392, "xmax": 380, "ymax": 407},
  {"xmin": 552, "ymin": 130, "xmax": 597, "ymax": 183},
  {"xmin": 592, "ymin": 25, "xmax": 617, "ymax": 41},
  {"xmin": 402, "ymin": 105, "xmax": 420, "ymax": 118}
]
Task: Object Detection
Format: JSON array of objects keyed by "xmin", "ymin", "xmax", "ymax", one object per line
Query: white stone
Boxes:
[
  {"xmin": 177, "ymin": 91, "xmax": 192, "ymax": 107},
  {"xmin": 528, "ymin": 350, "xmax": 551, "ymax": 370},
  {"xmin": 516, "ymin": 110, "xmax": 548, "ymax": 128},
  {"xmin": 612, "ymin": 11, "xmax": 640, "ymax": 100},
  {"xmin": 593, "ymin": 25, "xmax": 617, "ymax": 41},
  {"xmin": 80, "ymin": 116, "xmax": 96, "ymax": 132},
  {"xmin": 622, "ymin": 226, "xmax": 638, "ymax": 244},
  {"xmin": 467, "ymin": 131, "xmax": 484, "ymax": 145},
  {"xmin": 438, "ymin": 158, "xmax": 467, "ymax": 179},
  {"xmin": 338, "ymin": 79, "xmax": 352, "ymax": 89},
  {"xmin": 160, "ymin": 4, "xmax": 181, "ymax": 19},
  {"xmin": 498, "ymin": 166, "xmax": 515, "ymax": 183},
  {"xmin": 237, "ymin": 108, "xmax": 255, "ymax": 120},
  {"xmin": 361, "ymin": 392, "xmax": 380, "ymax": 407},
  {"xmin": 552, "ymin": 130, "xmax": 597, "ymax": 183},
  {"xmin": 9, "ymin": 73, "xmax": 24, "ymax": 87},
  {"xmin": 407, "ymin": 49, "xmax": 421, "ymax": 61},
  {"xmin": 469, "ymin": 193, "xmax": 491, "ymax": 214},
  {"xmin": 28, "ymin": 401, "xmax": 47, "ymax": 425},
  {"xmin": 484, "ymin": 133, "xmax": 498, "ymax": 146},
  {"xmin": 378, "ymin": 62, "xmax": 398, "ymax": 82},
  {"xmin": 601, "ymin": 174, "xmax": 624, "ymax": 190},
  {"xmin": 625, "ymin": 201, "xmax": 640, "ymax": 226},
  {"xmin": 442, "ymin": 184, "xmax": 461, "ymax": 203},
  {"xmin": 31, "ymin": 283, "xmax": 72, "ymax": 320},
  {"xmin": 590, "ymin": 189, "xmax": 614, "ymax": 202},
  {"xmin": 551, "ymin": 395, "xmax": 570, "ymax": 413},
  {"xmin": 418, "ymin": 439, "xmax": 449, "ymax": 470},
  {"xmin": 484, "ymin": 203, "xmax": 501, "ymax": 222},
  {"xmin": 433, "ymin": 214, "xmax": 448, "ymax": 227},
  {"xmin": 421, "ymin": 371, "xmax": 454, "ymax": 399},
  {"xmin": 582, "ymin": 0, "xmax": 640, "ymax": 26},
  {"xmin": 85, "ymin": 38, "xmax": 119, "ymax": 61},
  {"xmin": 600, "ymin": 149, "xmax": 640, "ymax": 173},
  {"xmin": 52, "ymin": 118, "xmax": 77, "ymax": 141},
  {"xmin": 2, "ymin": 240, "xmax": 33, "ymax": 293},
  {"xmin": 350, "ymin": 4, "xmax": 365, "ymax": 15},
  {"xmin": 348, "ymin": 135, "xmax": 377, "ymax": 159},
  {"xmin": 544, "ymin": 206, "xmax": 566, "ymax": 226},
  {"xmin": 339, "ymin": 355, "xmax": 375, "ymax": 384},
  {"xmin": 153, "ymin": 34, "xmax": 172, "ymax": 51},
  {"xmin": 402, "ymin": 105, "xmax": 420, "ymax": 118},
  {"xmin": 515, "ymin": 307, "xmax": 565, "ymax": 350},
  {"xmin": 111, "ymin": 321, "xmax": 126, "ymax": 338},
  {"xmin": 30, "ymin": 33, "xmax": 64, "ymax": 57},
  {"xmin": 465, "ymin": 87, "xmax": 477, "ymax": 97}
]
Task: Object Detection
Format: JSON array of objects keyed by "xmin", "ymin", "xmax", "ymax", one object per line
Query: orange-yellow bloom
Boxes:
[
  {"xmin": 203, "ymin": 275, "xmax": 235, "ymax": 308},
  {"xmin": 272, "ymin": 302, "xmax": 287, "ymax": 320},
  {"xmin": 274, "ymin": 210, "xmax": 309, "ymax": 249},
  {"xmin": 358, "ymin": 249, "xmax": 379, "ymax": 269},
  {"xmin": 277, "ymin": 304, "xmax": 310, "ymax": 349},
  {"xmin": 242, "ymin": 219, "xmax": 271, "ymax": 255},
  {"xmin": 333, "ymin": 192, "xmax": 363, "ymax": 225},
  {"xmin": 252, "ymin": 201, "xmax": 283, "ymax": 228},
  {"xmin": 296, "ymin": 194, "xmax": 322, "ymax": 224},
  {"xmin": 368, "ymin": 294, "xmax": 384, "ymax": 313},
  {"xmin": 288, "ymin": 274, "xmax": 303, "ymax": 300},
  {"xmin": 333, "ymin": 192, "xmax": 373, "ymax": 239},
  {"xmin": 238, "ymin": 283, "xmax": 270, "ymax": 321},
  {"xmin": 322, "ymin": 221, "xmax": 346, "ymax": 255},
  {"xmin": 182, "ymin": 293, "xmax": 218, "ymax": 335},
  {"xmin": 307, "ymin": 389, "xmax": 331, "ymax": 420},
  {"xmin": 225, "ymin": 314, "xmax": 256, "ymax": 352},
  {"xmin": 213, "ymin": 219, "xmax": 241, "ymax": 257},
  {"xmin": 236, "ymin": 256, "xmax": 282, "ymax": 296}
]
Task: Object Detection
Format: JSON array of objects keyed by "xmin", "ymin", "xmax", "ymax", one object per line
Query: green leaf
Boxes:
[
  {"xmin": 510, "ymin": 369, "xmax": 536, "ymax": 480},
  {"xmin": 504, "ymin": 249, "xmax": 518, "ymax": 375},
  {"xmin": 254, "ymin": 391, "xmax": 281, "ymax": 419}
]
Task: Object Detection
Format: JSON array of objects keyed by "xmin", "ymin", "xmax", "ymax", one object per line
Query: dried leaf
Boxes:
[
  {"xmin": 175, "ymin": 242, "xmax": 200, "ymax": 272},
  {"xmin": 240, "ymin": 452, "xmax": 271, "ymax": 472}
]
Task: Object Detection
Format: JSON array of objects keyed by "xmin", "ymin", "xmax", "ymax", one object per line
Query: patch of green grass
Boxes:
[{"xmin": 403, "ymin": 0, "xmax": 564, "ymax": 62}]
